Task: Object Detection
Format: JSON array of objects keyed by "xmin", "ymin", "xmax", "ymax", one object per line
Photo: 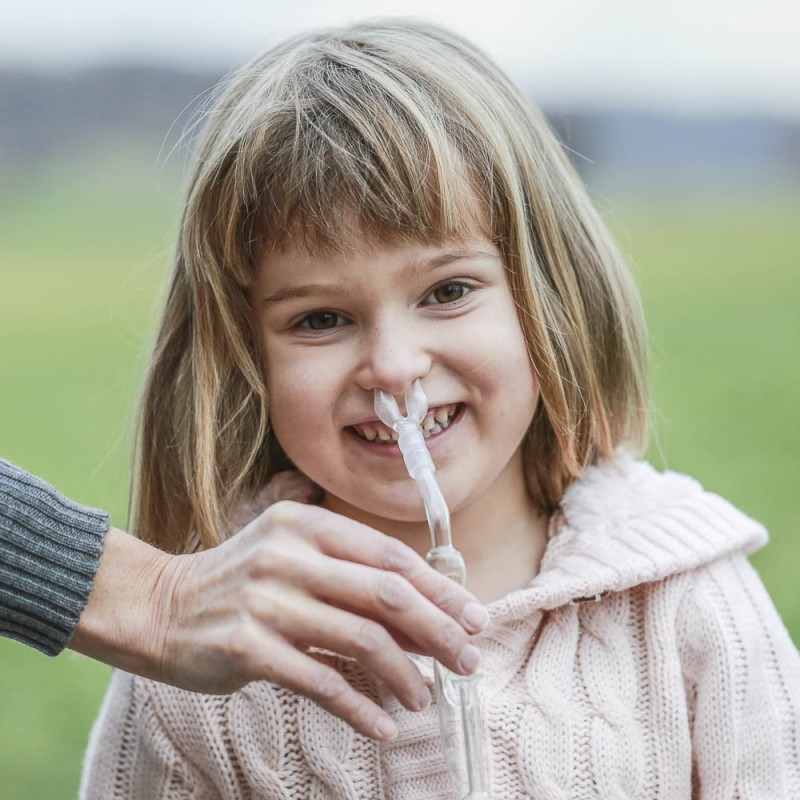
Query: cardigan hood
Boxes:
[{"xmin": 489, "ymin": 450, "xmax": 768, "ymax": 620}]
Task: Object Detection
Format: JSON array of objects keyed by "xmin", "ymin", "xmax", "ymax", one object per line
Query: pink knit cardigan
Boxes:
[{"xmin": 80, "ymin": 454, "xmax": 800, "ymax": 798}]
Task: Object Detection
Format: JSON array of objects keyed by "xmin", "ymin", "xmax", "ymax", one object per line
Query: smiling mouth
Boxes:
[{"xmin": 351, "ymin": 404, "xmax": 461, "ymax": 443}]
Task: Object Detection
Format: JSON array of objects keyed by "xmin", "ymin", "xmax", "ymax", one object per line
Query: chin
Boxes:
[{"xmin": 326, "ymin": 480, "xmax": 431, "ymax": 525}]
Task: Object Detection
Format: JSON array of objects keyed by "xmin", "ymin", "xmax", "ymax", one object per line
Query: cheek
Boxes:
[
  {"xmin": 472, "ymin": 306, "xmax": 536, "ymax": 383},
  {"xmin": 264, "ymin": 345, "xmax": 345, "ymax": 466},
  {"xmin": 484, "ymin": 312, "xmax": 539, "ymax": 422},
  {"xmin": 264, "ymin": 349, "xmax": 316, "ymax": 446}
]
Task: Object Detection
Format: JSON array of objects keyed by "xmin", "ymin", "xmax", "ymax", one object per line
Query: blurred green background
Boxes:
[{"xmin": 1, "ymin": 149, "xmax": 798, "ymax": 798}]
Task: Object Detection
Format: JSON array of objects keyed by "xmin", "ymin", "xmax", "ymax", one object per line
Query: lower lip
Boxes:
[{"xmin": 346, "ymin": 404, "xmax": 465, "ymax": 457}]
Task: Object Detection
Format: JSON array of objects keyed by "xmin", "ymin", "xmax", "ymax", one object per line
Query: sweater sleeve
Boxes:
[
  {"xmin": 80, "ymin": 671, "xmax": 215, "ymax": 800},
  {"xmin": 679, "ymin": 552, "xmax": 800, "ymax": 798},
  {"xmin": 0, "ymin": 459, "xmax": 109, "ymax": 655}
]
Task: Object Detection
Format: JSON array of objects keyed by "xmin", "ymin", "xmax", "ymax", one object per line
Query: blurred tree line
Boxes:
[{"xmin": 2, "ymin": 65, "xmax": 799, "ymax": 194}]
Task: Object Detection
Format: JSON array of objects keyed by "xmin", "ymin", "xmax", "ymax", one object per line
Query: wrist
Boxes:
[{"xmin": 67, "ymin": 527, "xmax": 176, "ymax": 681}]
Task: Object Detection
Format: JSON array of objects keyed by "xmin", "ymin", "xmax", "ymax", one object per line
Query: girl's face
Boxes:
[{"xmin": 252, "ymin": 231, "xmax": 539, "ymax": 530}]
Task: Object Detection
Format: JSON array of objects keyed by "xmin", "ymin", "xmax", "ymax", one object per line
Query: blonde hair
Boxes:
[{"xmin": 135, "ymin": 19, "xmax": 648, "ymax": 553}]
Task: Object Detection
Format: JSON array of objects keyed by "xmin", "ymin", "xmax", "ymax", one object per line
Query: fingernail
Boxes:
[
  {"xmin": 457, "ymin": 643, "xmax": 481, "ymax": 673},
  {"xmin": 375, "ymin": 715, "xmax": 398, "ymax": 740},
  {"xmin": 462, "ymin": 601, "xmax": 488, "ymax": 631}
]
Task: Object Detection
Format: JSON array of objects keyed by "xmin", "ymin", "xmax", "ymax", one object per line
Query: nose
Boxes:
[{"xmin": 355, "ymin": 315, "xmax": 432, "ymax": 398}]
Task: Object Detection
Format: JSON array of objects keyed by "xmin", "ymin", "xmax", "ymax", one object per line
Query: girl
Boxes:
[{"xmin": 81, "ymin": 19, "xmax": 799, "ymax": 799}]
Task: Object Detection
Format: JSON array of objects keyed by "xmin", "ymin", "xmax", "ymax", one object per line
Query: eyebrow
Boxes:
[
  {"xmin": 261, "ymin": 283, "xmax": 347, "ymax": 306},
  {"xmin": 260, "ymin": 247, "xmax": 499, "ymax": 306}
]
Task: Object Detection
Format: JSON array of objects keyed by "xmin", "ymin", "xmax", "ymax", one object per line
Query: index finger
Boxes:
[{"xmin": 265, "ymin": 502, "xmax": 488, "ymax": 633}]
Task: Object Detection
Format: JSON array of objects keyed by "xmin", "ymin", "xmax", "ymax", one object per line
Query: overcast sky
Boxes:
[{"xmin": 2, "ymin": 0, "xmax": 799, "ymax": 117}]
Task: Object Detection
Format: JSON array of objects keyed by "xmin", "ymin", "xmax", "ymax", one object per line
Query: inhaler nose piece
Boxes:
[
  {"xmin": 405, "ymin": 379, "xmax": 428, "ymax": 422},
  {"xmin": 374, "ymin": 379, "xmax": 428, "ymax": 428}
]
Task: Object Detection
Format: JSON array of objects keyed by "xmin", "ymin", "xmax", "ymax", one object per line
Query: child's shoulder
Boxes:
[
  {"xmin": 561, "ymin": 448, "xmax": 766, "ymax": 545},
  {"xmin": 524, "ymin": 449, "xmax": 768, "ymax": 610}
]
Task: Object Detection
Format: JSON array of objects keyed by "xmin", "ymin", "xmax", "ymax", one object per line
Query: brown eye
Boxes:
[
  {"xmin": 304, "ymin": 311, "xmax": 341, "ymax": 330},
  {"xmin": 429, "ymin": 283, "xmax": 468, "ymax": 304}
]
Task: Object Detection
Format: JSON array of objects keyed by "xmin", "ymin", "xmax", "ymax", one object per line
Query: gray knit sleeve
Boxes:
[{"xmin": 0, "ymin": 459, "xmax": 109, "ymax": 656}]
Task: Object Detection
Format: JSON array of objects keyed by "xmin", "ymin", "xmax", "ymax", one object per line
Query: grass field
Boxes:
[{"xmin": 1, "ymin": 157, "xmax": 798, "ymax": 799}]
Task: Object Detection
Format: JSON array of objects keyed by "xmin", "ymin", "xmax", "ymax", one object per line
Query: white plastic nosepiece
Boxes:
[
  {"xmin": 374, "ymin": 379, "xmax": 428, "ymax": 427},
  {"xmin": 404, "ymin": 379, "xmax": 428, "ymax": 424},
  {"xmin": 374, "ymin": 380, "xmax": 434, "ymax": 480}
]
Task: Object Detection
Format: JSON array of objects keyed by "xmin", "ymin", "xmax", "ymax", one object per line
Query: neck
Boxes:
[
  {"xmin": 323, "ymin": 452, "xmax": 549, "ymax": 604},
  {"xmin": 445, "ymin": 455, "xmax": 549, "ymax": 603}
]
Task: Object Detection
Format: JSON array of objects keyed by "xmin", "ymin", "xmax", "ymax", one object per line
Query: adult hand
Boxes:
[{"xmin": 68, "ymin": 501, "xmax": 488, "ymax": 741}]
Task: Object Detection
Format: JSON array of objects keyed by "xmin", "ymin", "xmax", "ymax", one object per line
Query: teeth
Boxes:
[
  {"xmin": 421, "ymin": 404, "xmax": 458, "ymax": 438},
  {"xmin": 353, "ymin": 404, "xmax": 459, "ymax": 443},
  {"xmin": 434, "ymin": 407, "xmax": 450, "ymax": 425},
  {"xmin": 362, "ymin": 425, "xmax": 377, "ymax": 441}
]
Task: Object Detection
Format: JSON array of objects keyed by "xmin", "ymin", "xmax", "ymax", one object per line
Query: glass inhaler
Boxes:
[{"xmin": 374, "ymin": 380, "xmax": 492, "ymax": 800}]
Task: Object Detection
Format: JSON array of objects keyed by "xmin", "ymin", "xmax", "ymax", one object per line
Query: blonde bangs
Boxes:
[{"xmin": 205, "ymin": 40, "xmax": 493, "ymax": 269}]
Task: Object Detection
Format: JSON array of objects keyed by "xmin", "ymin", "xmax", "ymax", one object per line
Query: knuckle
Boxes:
[
  {"xmin": 261, "ymin": 501, "xmax": 323, "ymax": 547},
  {"xmin": 246, "ymin": 639, "xmax": 289, "ymax": 686},
  {"xmin": 381, "ymin": 537, "xmax": 417, "ymax": 572},
  {"xmin": 351, "ymin": 620, "xmax": 389, "ymax": 657},
  {"xmin": 261, "ymin": 500, "xmax": 301, "ymax": 531},
  {"xmin": 248, "ymin": 539, "xmax": 294, "ymax": 578},
  {"xmin": 310, "ymin": 666, "xmax": 350, "ymax": 704},
  {"xmin": 429, "ymin": 577, "xmax": 457, "ymax": 611},
  {"xmin": 239, "ymin": 584, "xmax": 286, "ymax": 631},
  {"xmin": 239, "ymin": 583, "xmax": 264, "ymax": 615},
  {"xmin": 220, "ymin": 625, "xmax": 258, "ymax": 673},
  {"xmin": 434, "ymin": 621, "xmax": 467, "ymax": 658},
  {"xmin": 221, "ymin": 631, "xmax": 248, "ymax": 662},
  {"xmin": 247, "ymin": 545, "xmax": 277, "ymax": 577},
  {"xmin": 260, "ymin": 500, "xmax": 309, "ymax": 535},
  {"xmin": 376, "ymin": 572, "xmax": 413, "ymax": 612}
]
